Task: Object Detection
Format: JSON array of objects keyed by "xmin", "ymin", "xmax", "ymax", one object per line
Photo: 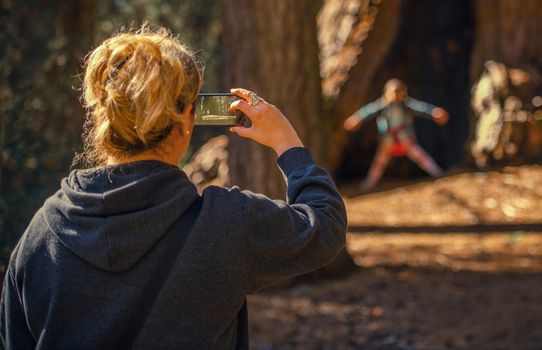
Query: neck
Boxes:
[
  {"xmin": 107, "ymin": 151, "xmax": 180, "ymax": 167},
  {"xmin": 106, "ymin": 125, "xmax": 188, "ymax": 167}
]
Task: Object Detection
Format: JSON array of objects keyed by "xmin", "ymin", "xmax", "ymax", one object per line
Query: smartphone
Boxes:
[{"xmin": 193, "ymin": 93, "xmax": 251, "ymax": 127}]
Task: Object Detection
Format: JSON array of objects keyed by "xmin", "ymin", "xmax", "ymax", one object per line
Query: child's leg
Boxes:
[
  {"xmin": 406, "ymin": 144, "xmax": 442, "ymax": 176},
  {"xmin": 364, "ymin": 140, "xmax": 393, "ymax": 188}
]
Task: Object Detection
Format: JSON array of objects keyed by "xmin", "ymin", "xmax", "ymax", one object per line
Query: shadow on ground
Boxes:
[
  {"xmin": 249, "ymin": 264, "xmax": 542, "ymax": 350},
  {"xmin": 249, "ymin": 166, "xmax": 542, "ymax": 350}
]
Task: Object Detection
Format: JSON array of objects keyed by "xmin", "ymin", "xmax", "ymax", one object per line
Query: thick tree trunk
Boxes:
[
  {"xmin": 326, "ymin": 0, "xmax": 404, "ymax": 119},
  {"xmin": 223, "ymin": 0, "xmax": 356, "ymax": 278},
  {"xmin": 222, "ymin": 0, "xmax": 326, "ymax": 200},
  {"xmin": 320, "ymin": 0, "xmax": 404, "ymax": 174},
  {"xmin": 470, "ymin": 0, "xmax": 542, "ymax": 82}
]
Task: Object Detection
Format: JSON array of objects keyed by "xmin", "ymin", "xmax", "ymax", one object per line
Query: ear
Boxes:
[
  {"xmin": 180, "ymin": 104, "xmax": 194, "ymax": 135},
  {"xmin": 181, "ymin": 103, "xmax": 193, "ymax": 122},
  {"xmin": 182, "ymin": 103, "xmax": 193, "ymax": 117}
]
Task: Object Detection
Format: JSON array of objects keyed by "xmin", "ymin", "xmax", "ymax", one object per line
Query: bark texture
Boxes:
[
  {"xmin": 222, "ymin": 0, "xmax": 356, "ymax": 277},
  {"xmin": 470, "ymin": 0, "xmax": 542, "ymax": 82},
  {"xmin": 469, "ymin": 0, "xmax": 542, "ymax": 165},
  {"xmin": 324, "ymin": 0, "xmax": 404, "ymax": 117},
  {"xmin": 222, "ymin": 0, "xmax": 325, "ymax": 199},
  {"xmin": 319, "ymin": 0, "xmax": 404, "ymax": 172}
]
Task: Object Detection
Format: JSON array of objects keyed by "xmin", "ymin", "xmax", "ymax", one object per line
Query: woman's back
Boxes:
[{"xmin": 3, "ymin": 148, "xmax": 346, "ymax": 348}]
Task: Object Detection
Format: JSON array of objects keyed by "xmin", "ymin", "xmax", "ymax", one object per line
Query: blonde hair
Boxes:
[{"xmin": 78, "ymin": 26, "xmax": 203, "ymax": 166}]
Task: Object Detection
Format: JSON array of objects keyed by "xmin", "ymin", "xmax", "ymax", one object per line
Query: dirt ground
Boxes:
[{"xmin": 249, "ymin": 166, "xmax": 542, "ymax": 350}]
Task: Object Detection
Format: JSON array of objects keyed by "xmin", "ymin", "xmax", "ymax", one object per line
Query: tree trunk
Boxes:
[
  {"xmin": 325, "ymin": 0, "xmax": 404, "ymax": 119},
  {"xmin": 222, "ymin": 0, "xmax": 326, "ymax": 200},
  {"xmin": 469, "ymin": 0, "xmax": 542, "ymax": 165},
  {"xmin": 320, "ymin": 0, "xmax": 404, "ymax": 175},
  {"xmin": 223, "ymin": 0, "xmax": 357, "ymax": 278},
  {"xmin": 470, "ymin": 0, "xmax": 542, "ymax": 82}
]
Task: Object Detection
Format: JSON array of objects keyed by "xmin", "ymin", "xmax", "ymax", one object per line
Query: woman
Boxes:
[
  {"xmin": 0, "ymin": 28, "xmax": 347, "ymax": 349},
  {"xmin": 343, "ymin": 79, "xmax": 448, "ymax": 189}
]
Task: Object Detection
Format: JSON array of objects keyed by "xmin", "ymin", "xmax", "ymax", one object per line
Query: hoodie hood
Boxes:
[{"xmin": 43, "ymin": 161, "xmax": 198, "ymax": 272}]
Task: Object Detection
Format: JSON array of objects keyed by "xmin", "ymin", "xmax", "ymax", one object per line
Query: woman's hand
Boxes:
[
  {"xmin": 432, "ymin": 107, "xmax": 449, "ymax": 125},
  {"xmin": 229, "ymin": 88, "xmax": 304, "ymax": 156},
  {"xmin": 343, "ymin": 115, "xmax": 362, "ymax": 131}
]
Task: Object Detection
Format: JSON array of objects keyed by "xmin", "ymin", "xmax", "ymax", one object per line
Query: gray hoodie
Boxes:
[{"xmin": 0, "ymin": 147, "xmax": 347, "ymax": 349}]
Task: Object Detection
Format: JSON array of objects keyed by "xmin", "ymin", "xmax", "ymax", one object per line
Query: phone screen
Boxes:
[{"xmin": 194, "ymin": 93, "xmax": 244, "ymax": 126}]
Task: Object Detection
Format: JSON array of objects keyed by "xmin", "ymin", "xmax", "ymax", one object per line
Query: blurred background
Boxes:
[{"xmin": 1, "ymin": 0, "xmax": 542, "ymax": 348}]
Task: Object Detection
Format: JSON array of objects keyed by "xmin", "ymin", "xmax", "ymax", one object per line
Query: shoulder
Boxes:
[
  {"xmin": 7, "ymin": 207, "xmax": 53, "ymax": 278},
  {"xmin": 200, "ymin": 185, "xmax": 245, "ymax": 218},
  {"xmin": 202, "ymin": 185, "xmax": 269, "ymax": 204},
  {"xmin": 366, "ymin": 98, "xmax": 386, "ymax": 108},
  {"xmin": 202, "ymin": 185, "xmax": 243, "ymax": 202}
]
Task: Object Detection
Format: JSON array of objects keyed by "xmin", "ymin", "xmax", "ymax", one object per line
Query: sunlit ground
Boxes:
[
  {"xmin": 249, "ymin": 165, "xmax": 542, "ymax": 350},
  {"xmin": 349, "ymin": 232, "xmax": 542, "ymax": 273}
]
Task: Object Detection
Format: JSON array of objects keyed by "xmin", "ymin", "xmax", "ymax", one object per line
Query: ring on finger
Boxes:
[{"xmin": 249, "ymin": 92, "xmax": 261, "ymax": 106}]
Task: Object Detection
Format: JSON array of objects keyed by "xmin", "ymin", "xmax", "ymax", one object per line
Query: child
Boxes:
[{"xmin": 344, "ymin": 79, "xmax": 448, "ymax": 189}]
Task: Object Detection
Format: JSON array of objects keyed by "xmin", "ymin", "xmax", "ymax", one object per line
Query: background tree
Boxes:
[
  {"xmin": 0, "ymin": 0, "xmax": 96, "ymax": 259},
  {"xmin": 222, "ymin": 0, "xmax": 327, "ymax": 199},
  {"xmin": 0, "ymin": 0, "xmax": 222, "ymax": 266},
  {"xmin": 470, "ymin": 0, "xmax": 542, "ymax": 81},
  {"xmin": 222, "ymin": 0, "xmax": 356, "ymax": 278},
  {"xmin": 469, "ymin": 0, "xmax": 542, "ymax": 165}
]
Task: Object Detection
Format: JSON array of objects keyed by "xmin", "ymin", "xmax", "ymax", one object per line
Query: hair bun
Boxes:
[{"xmin": 80, "ymin": 26, "xmax": 203, "ymax": 165}]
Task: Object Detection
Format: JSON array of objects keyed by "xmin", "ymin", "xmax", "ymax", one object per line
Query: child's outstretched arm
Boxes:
[
  {"xmin": 343, "ymin": 98, "xmax": 386, "ymax": 131},
  {"xmin": 405, "ymin": 97, "xmax": 448, "ymax": 125}
]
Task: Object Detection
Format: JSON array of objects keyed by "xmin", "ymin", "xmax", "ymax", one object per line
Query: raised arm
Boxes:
[
  {"xmin": 228, "ymin": 88, "xmax": 347, "ymax": 292},
  {"xmin": 404, "ymin": 97, "xmax": 436, "ymax": 117},
  {"xmin": 238, "ymin": 148, "xmax": 347, "ymax": 292}
]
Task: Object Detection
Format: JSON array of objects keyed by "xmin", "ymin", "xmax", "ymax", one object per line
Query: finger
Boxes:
[
  {"xmin": 229, "ymin": 126, "xmax": 252, "ymax": 139},
  {"xmin": 230, "ymin": 88, "xmax": 254, "ymax": 102},
  {"xmin": 229, "ymin": 99, "xmax": 260, "ymax": 121},
  {"xmin": 229, "ymin": 99, "xmax": 254, "ymax": 113}
]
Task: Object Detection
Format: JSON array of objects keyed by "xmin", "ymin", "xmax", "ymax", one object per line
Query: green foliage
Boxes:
[
  {"xmin": 95, "ymin": 0, "xmax": 223, "ymax": 90},
  {"xmin": 0, "ymin": 0, "xmax": 222, "ymax": 260},
  {"xmin": 0, "ymin": 0, "xmax": 88, "ymax": 252}
]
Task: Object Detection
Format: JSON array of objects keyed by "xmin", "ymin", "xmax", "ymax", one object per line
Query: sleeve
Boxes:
[
  {"xmin": 239, "ymin": 147, "xmax": 348, "ymax": 293},
  {"xmin": 404, "ymin": 97, "xmax": 436, "ymax": 118},
  {"xmin": 0, "ymin": 270, "xmax": 35, "ymax": 350},
  {"xmin": 353, "ymin": 98, "xmax": 385, "ymax": 122}
]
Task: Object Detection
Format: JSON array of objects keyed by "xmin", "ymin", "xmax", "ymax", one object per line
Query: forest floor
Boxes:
[{"xmin": 249, "ymin": 165, "xmax": 542, "ymax": 350}]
